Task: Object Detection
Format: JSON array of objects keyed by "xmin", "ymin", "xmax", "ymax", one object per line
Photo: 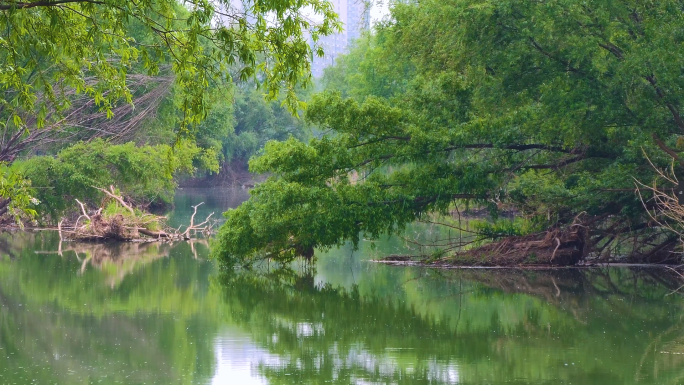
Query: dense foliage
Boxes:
[
  {"xmin": 15, "ymin": 139, "xmax": 214, "ymax": 220},
  {"xmin": 183, "ymin": 83, "xmax": 309, "ymax": 184},
  {"xmin": 0, "ymin": 165, "xmax": 37, "ymax": 226},
  {"xmin": 0, "ymin": 0, "xmax": 338, "ymax": 224},
  {"xmin": 215, "ymin": 0, "xmax": 684, "ymax": 264},
  {"xmin": 131, "ymin": 80, "xmax": 308, "ymax": 171},
  {"xmin": 0, "ymin": 0, "xmax": 338, "ymax": 131},
  {"xmin": 227, "ymin": 85, "xmax": 308, "ymax": 164}
]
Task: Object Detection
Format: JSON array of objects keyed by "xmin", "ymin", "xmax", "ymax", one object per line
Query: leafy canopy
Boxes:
[
  {"xmin": 214, "ymin": 0, "xmax": 684, "ymax": 264},
  {"xmin": 0, "ymin": 0, "xmax": 339, "ymax": 225},
  {"xmin": 0, "ymin": 0, "xmax": 340, "ymax": 133}
]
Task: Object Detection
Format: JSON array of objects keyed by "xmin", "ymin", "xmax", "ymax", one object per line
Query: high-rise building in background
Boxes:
[
  {"xmin": 215, "ymin": 0, "xmax": 370, "ymax": 78},
  {"xmin": 346, "ymin": 0, "xmax": 370, "ymax": 46},
  {"xmin": 311, "ymin": 0, "xmax": 370, "ymax": 78}
]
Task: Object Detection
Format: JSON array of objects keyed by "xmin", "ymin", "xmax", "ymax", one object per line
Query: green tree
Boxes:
[
  {"xmin": 0, "ymin": 0, "xmax": 339, "ymax": 225},
  {"xmin": 214, "ymin": 0, "xmax": 684, "ymax": 265},
  {"xmin": 0, "ymin": 0, "xmax": 339, "ymax": 131}
]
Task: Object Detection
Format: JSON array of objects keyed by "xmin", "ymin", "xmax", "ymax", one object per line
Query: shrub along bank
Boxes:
[{"xmin": 14, "ymin": 139, "xmax": 218, "ymax": 224}]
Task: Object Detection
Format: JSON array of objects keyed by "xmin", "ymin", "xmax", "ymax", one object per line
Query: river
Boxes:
[{"xmin": 0, "ymin": 187, "xmax": 683, "ymax": 384}]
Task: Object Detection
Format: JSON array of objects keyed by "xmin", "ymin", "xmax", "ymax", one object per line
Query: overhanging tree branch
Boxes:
[
  {"xmin": 645, "ymin": 75, "xmax": 684, "ymax": 133},
  {"xmin": 528, "ymin": 37, "xmax": 581, "ymax": 74},
  {"xmin": 652, "ymin": 133, "xmax": 684, "ymax": 168},
  {"xmin": 0, "ymin": 0, "xmax": 104, "ymax": 10},
  {"xmin": 353, "ymin": 142, "xmax": 574, "ymax": 169}
]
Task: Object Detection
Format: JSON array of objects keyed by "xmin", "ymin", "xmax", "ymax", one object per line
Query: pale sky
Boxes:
[{"xmin": 369, "ymin": 0, "xmax": 390, "ymax": 27}]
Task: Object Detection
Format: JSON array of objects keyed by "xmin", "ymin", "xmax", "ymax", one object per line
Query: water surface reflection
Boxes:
[{"xmin": 0, "ymin": 188, "xmax": 682, "ymax": 384}]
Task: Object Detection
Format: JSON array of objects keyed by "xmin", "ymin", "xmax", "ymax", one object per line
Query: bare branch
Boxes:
[
  {"xmin": 92, "ymin": 186, "xmax": 135, "ymax": 216},
  {"xmin": 75, "ymin": 199, "xmax": 90, "ymax": 221}
]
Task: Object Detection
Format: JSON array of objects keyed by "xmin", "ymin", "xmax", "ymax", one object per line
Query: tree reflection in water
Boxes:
[
  {"xmin": 219, "ymin": 265, "xmax": 684, "ymax": 384},
  {"xmin": 0, "ymin": 230, "xmax": 683, "ymax": 384},
  {"xmin": 0, "ymin": 231, "xmax": 217, "ymax": 385}
]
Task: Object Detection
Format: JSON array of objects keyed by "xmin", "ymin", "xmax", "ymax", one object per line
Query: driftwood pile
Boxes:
[
  {"xmin": 59, "ymin": 186, "xmax": 215, "ymax": 242},
  {"xmin": 438, "ymin": 223, "xmax": 589, "ymax": 266},
  {"xmin": 378, "ymin": 221, "xmax": 589, "ymax": 267}
]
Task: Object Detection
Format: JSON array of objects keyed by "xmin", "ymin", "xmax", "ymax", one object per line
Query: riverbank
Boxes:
[
  {"xmin": 377, "ymin": 224, "xmax": 588, "ymax": 267},
  {"xmin": 375, "ymin": 253, "xmax": 682, "ymax": 269},
  {"xmin": 373, "ymin": 259, "xmax": 684, "ymax": 270}
]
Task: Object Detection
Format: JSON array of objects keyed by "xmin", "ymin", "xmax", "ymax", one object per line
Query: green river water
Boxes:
[{"xmin": 1, "ymin": 188, "xmax": 683, "ymax": 384}]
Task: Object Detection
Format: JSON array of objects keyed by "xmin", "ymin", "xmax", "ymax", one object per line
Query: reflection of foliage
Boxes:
[
  {"xmin": 0, "ymin": 232, "xmax": 216, "ymax": 315},
  {"xmin": 0, "ymin": 297, "xmax": 215, "ymax": 385},
  {"xmin": 218, "ymin": 265, "xmax": 684, "ymax": 384},
  {"xmin": 218, "ymin": 267, "xmax": 465, "ymax": 384},
  {"xmin": 62, "ymin": 240, "xmax": 176, "ymax": 287},
  {"xmin": 3, "ymin": 227, "xmax": 684, "ymax": 384},
  {"xmin": 0, "ymin": 232, "xmax": 220, "ymax": 384}
]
